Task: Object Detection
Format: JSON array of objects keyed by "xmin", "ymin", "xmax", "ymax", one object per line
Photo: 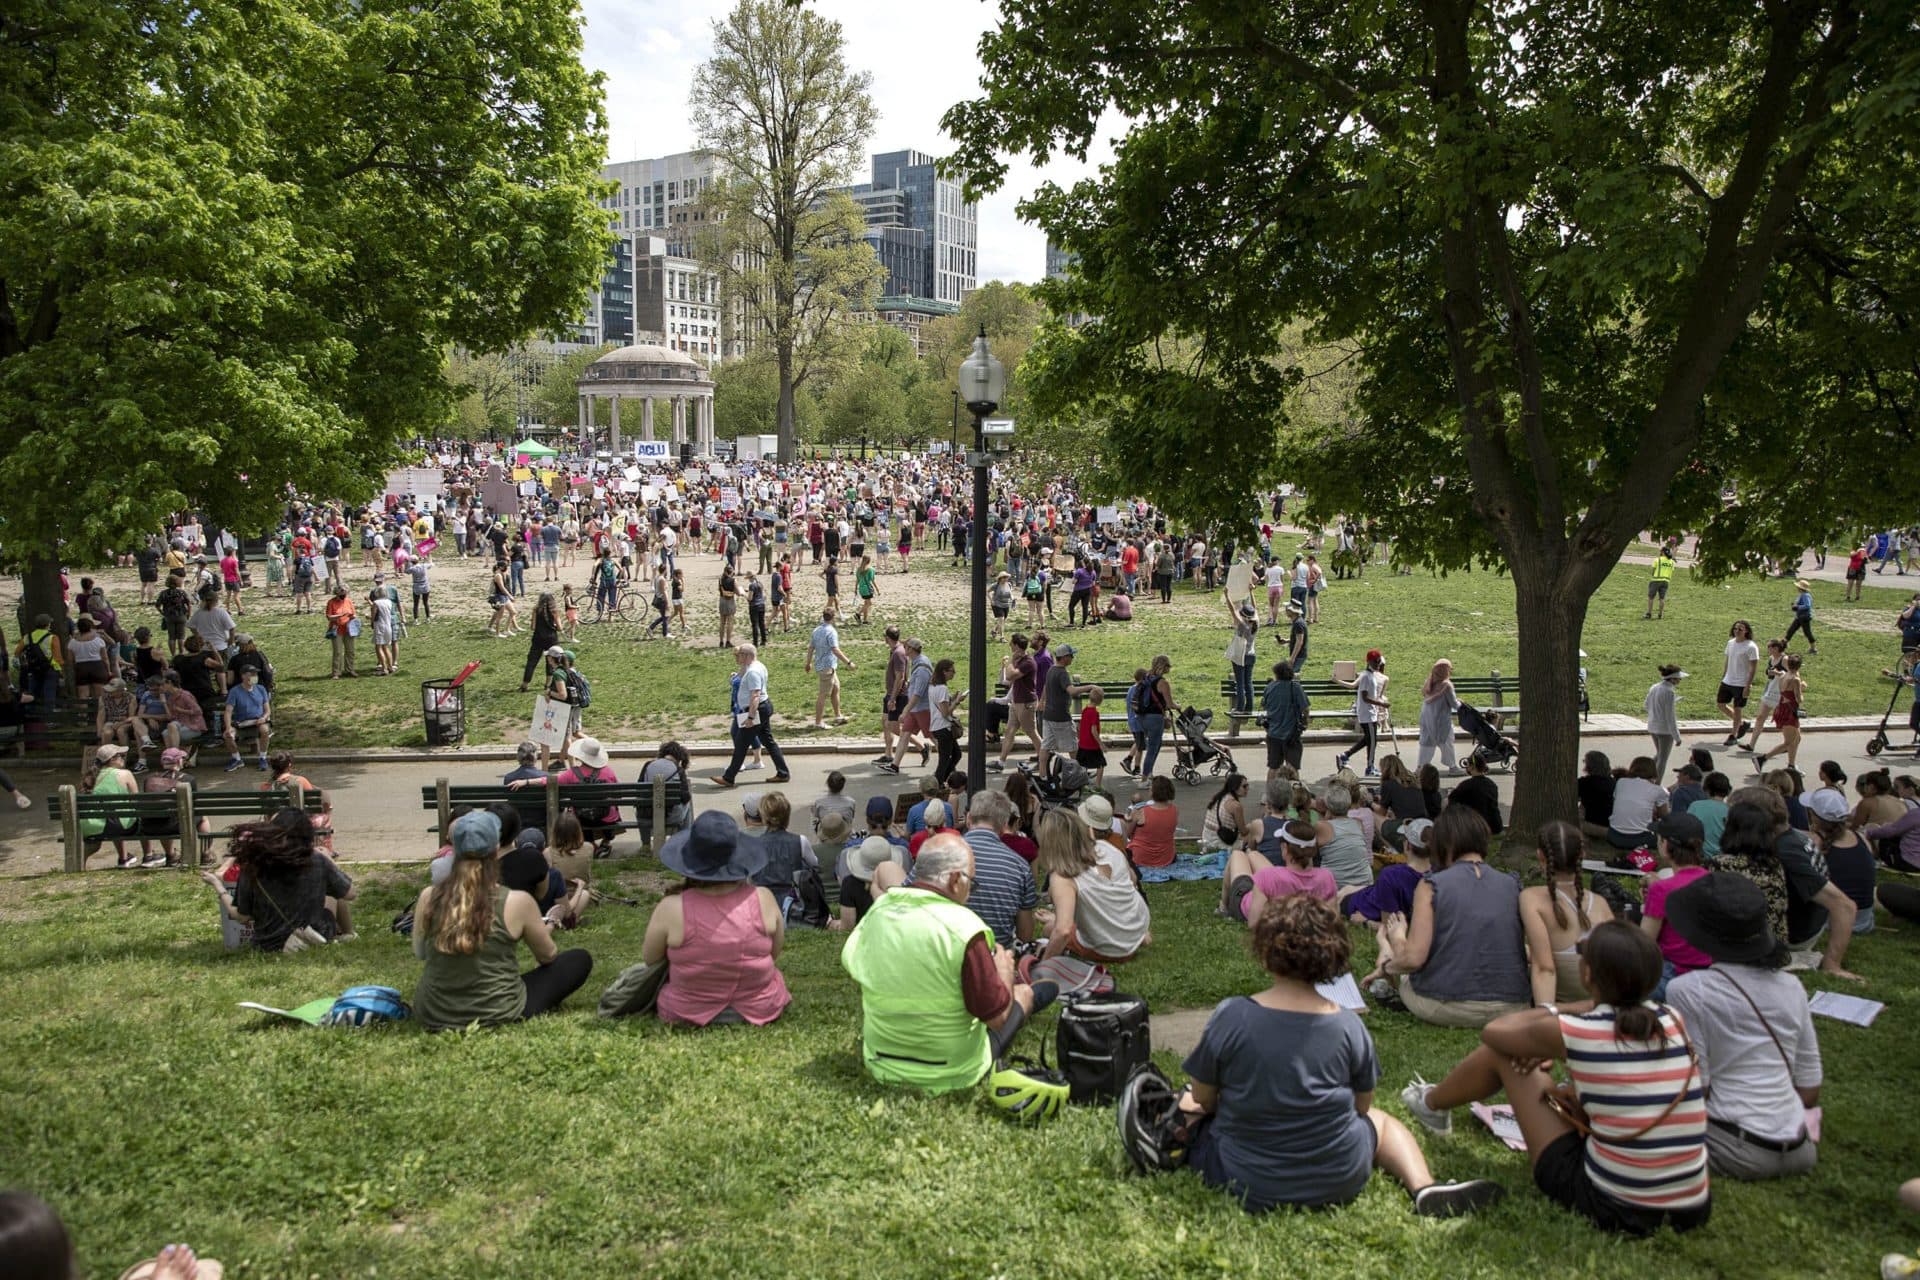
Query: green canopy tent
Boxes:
[{"xmin": 511, "ymin": 438, "xmax": 558, "ymax": 459}]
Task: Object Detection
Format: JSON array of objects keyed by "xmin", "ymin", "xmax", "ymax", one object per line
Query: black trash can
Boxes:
[{"xmin": 422, "ymin": 679, "xmax": 465, "ymax": 746}]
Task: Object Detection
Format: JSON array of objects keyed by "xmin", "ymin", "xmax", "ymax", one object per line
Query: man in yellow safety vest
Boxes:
[{"xmin": 1646, "ymin": 543, "xmax": 1677, "ymax": 620}]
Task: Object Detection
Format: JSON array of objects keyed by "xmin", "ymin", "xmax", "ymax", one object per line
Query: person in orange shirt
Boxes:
[{"xmin": 323, "ymin": 585, "xmax": 358, "ymax": 678}]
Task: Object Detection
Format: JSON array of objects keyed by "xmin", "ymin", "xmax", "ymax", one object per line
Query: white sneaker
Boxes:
[
  {"xmin": 1400, "ymin": 1076, "xmax": 1452, "ymax": 1135},
  {"xmin": 742, "ymin": 761, "xmax": 763, "ymax": 771}
]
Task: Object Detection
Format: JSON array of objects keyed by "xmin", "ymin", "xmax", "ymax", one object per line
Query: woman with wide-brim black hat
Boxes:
[
  {"xmin": 641, "ymin": 812, "xmax": 792, "ymax": 1028},
  {"xmin": 1663, "ymin": 873, "xmax": 1823, "ymax": 1182}
]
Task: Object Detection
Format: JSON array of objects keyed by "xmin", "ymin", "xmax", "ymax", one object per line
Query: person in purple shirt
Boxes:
[{"xmin": 1346, "ymin": 819, "xmax": 1432, "ymax": 924}]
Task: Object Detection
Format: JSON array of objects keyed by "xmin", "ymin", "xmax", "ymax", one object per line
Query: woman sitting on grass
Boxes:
[
  {"xmin": 1519, "ymin": 821, "xmax": 1614, "ymax": 1005},
  {"xmin": 229, "ymin": 807, "xmax": 356, "ymax": 952},
  {"xmin": 1376, "ymin": 806, "xmax": 1531, "ymax": 1028},
  {"xmin": 412, "ymin": 809, "xmax": 593, "ymax": 1030},
  {"xmin": 1399, "ymin": 921, "xmax": 1711, "ymax": 1236},
  {"xmin": 643, "ymin": 811, "xmax": 791, "ymax": 1027},
  {"xmin": 1315, "ymin": 782, "xmax": 1375, "ymax": 896},
  {"xmin": 1220, "ymin": 819, "xmax": 1335, "ymax": 922},
  {"xmin": 1125, "ymin": 774, "xmax": 1179, "ymax": 869},
  {"xmin": 1134, "ymin": 894, "xmax": 1503, "ymax": 1218},
  {"xmin": 1031, "ymin": 807, "xmax": 1151, "ymax": 978}
]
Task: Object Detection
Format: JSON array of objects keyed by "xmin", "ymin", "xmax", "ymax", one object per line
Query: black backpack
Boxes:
[
  {"xmin": 1056, "ymin": 993, "xmax": 1151, "ymax": 1104},
  {"xmin": 16, "ymin": 634, "xmax": 54, "ymax": 684}
]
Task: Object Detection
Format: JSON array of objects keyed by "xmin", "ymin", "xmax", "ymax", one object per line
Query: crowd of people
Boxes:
[{"xmin": 8, "ymin": 447, "xmax": 1920, "ymax": 1260}]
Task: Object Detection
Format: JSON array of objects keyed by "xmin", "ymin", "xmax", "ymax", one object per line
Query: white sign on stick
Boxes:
[{"xmin": 527, "ymin": 697, "xmax": 569, "ymax": 750}]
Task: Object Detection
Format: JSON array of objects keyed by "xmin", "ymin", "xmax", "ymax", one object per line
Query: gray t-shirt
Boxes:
[
  {"xmin": 1667, "ymin": 965, "xmax": 1821, "ymax": 1143},
  {"xmin": 905, "ymin": 656, "xmax": 934, "ymax": 712},
  {"xmin": 1042, "ymin": 663, "xmax": 1075, "ymax": 723},
  {"xmin": 1183, "ymin": 999, "xmax": 1379, "ymax": 1210}
]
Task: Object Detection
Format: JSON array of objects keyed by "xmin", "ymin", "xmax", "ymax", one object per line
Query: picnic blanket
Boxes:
[{"xmin": 1137, "ymin": 851, "xmax": 1229, "ymax": 884}]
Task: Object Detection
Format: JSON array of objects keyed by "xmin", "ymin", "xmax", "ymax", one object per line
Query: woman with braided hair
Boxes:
[{"xmin": 1519, "ymin": 821, "xmax": 1614, "ymax": 1004}]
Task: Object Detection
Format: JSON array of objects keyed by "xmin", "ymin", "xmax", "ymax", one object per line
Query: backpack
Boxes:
[
  {"xmin": 1023, "ymin": 574, "xmax": 1043, "ymax": 600},
  {"xmin": 16, "ymin": 633, "xmax": 53, "ymax": 683},
  {"xmin": 1055, "ymin": 993, "xmax": 1151, "ymax": 1104},
  {"xmin": 1130, "ymin": 678, "xmax": 1154, "ymax": 717},
  {"xmin": 159, "ymin": 588, "xmax": 191, "ymax": 623},
  {"xmin": 323, "ymin": 535, "xmax": 341, "ymax": 558},
  {"xmin": 567, "ymin": 669, "xmax": 592, "ymax": 708}
]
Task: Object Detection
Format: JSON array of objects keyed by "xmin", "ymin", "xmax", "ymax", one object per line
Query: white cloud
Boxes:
[{"xmin": 580, "ymin": 0, "xmax": 1109, "ymax": 284}]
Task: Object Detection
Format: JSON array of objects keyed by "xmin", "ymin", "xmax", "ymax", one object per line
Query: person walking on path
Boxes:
[
  {"xmin": 1756, "ymin": 655, "xmax": 1806, "ymax": 772},
  {"xmin": 1645, "ymin": 543, "xmax": 1676, "ymax": 619},
  {"xmin": 1783, "ymin": 579, "xmax": 1817, "ymax": 654},
  {"xmin": 1718, "ymin": 620, "xmax": 1762, "ymax": 747},
  {"xmin": 1645, "ymin": 664, "xmax": 1686, "ymax": 778},
  {"xmin": 806, "ymin": 608, "xmax": 853, "ymax": 727},
  {"xmin": 1129, "ymin": 655, "xmax": 1176, "ymax": 780},
  {"xmin": 1742, "ymin": 639, "xmax": 1789, "ymax": 757},
  {"xmin": 1334, "ymin": 650, "xmax": 1390, "ymax": 777},
  {"xmin": 1416, "ymin": 659, "xmax": 1458, "ymax": 774},
  {"xmin": 711, "ymin": 643, "xmax": 791, "ymax": 787}
]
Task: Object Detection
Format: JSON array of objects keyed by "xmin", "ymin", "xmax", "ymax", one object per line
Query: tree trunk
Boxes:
[
  {"xmin": 1505, "ymin": 567, "xmax": 1589, "ymax": 851},
  {"xmin": 17, "ymin": 556, "xmax": 73, "ymax": 694},
  {"xmin": 776, "ymin": 343, "xmax": 796, "ymax": 465}
]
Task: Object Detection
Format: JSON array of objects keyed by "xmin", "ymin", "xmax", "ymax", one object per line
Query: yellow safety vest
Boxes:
[{"xmin": 1651, "ymin": 556, "xmax": 1675, "ymax": 583}]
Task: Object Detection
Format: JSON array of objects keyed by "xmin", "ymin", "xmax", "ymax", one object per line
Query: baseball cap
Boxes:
[
  {"xmin": 1366, "ymin": 649, "xmax": 1383, "ymax": 663},
  {"xmin": 1399, "ymin": 817, "xmax": 1434, "ymax": 852},
  {"xmin": 160, "ymin": 747, "xmax": 187, "ymax": 768},
  {"xmin": 545, "ymin": 644, "xmax": 567, "ymax": 660},
  {"xmin": 1807, "ymin": 789, "xmax": 1851, "ymax": 823},
  {"xmin": 1654, "ymin": 811, "xmax": 1706, "ymax": 845},
  {"xmin": 1674, "ymin": 763, "xmax": 1702, "ymax": 780},
  {"xmin": 739, "ymin": 792, "xmax": 763, "ymax": 821},
  {"xmin": 1054, "ymin": 643, "xmax": 1076, "ymax": 659},
  {"xmin": 232, "ymin": 633, "xmax": 253, "ymax": 646}
]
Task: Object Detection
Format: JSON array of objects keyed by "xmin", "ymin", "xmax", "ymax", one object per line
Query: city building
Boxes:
[
  {"xmin": 846, "ymin": 149, "xmax": 978, "ymax": 306},
  {"xmin": 575, "ymin": 151, "xmax": 750, "ymax": 362},
  {"xmin": 871, "ymin": 295, "xmax": 959, "ymax": 357}
]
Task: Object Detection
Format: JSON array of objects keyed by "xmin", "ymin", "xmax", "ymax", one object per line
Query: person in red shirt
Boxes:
[
  {"xmin": 1076, "ymin": 688, "xmax": 1108, "ymax": 788},
  {"xmin": 1121, "ymin": 541, "xmax": 1142, "ymax": 595},
  {"xmin": 1845, "ymin": 542, "xmax": 1868, "ymax": 601}
]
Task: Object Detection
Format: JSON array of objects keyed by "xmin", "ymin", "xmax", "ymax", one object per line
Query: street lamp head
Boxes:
[{"xmin": 958, "ymin": 324, "xmax": 1005, "ymax": 416}]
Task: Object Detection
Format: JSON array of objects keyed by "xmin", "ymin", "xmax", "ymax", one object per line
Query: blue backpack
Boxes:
[{"xmin": 320, "ymin": 985, "xmax": 411, "ymax": 1027}]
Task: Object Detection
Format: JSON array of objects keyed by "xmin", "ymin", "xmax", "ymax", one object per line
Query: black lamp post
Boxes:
[
  {"xmin": 957, "ymin": 325, "xmax": 1006, "ymax": 795},
  {"xmin": 950, "ymin": 389, "xmax": 959, "ymax": 455}
]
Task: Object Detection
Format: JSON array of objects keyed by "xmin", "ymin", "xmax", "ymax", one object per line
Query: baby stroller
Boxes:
[
  {"xmin": 1173, "ymin": 706, "xmax": 1237, "ymax": 786},
  {"xmin": 1457, "ymin": 701, "xmax": 1518, "ymax": 772},
  {"xmin": 1021, "ymin": 757, "xmax": 1092, "ymax": 806}
]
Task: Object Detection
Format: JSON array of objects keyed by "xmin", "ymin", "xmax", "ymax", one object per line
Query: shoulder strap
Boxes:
[{"xmin": 1716, "ymin": 970, "xmax": 1796, "ymax": 1077}]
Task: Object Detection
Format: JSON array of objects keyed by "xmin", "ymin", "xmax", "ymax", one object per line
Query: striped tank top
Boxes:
[{"xmin": 1558, "ymin": 1005, "xmax": 1710, "ymax": 1212}]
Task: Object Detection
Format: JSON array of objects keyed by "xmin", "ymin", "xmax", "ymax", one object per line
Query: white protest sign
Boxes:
[
  {"xmin": 1097, "ymin": 505, "xmax": 1118, "ymax": 525},
  {"xmin": 518, "ymin": 480, "xmax": 538, "ymax": 497},
  {"xmin": 527, "ymin": 697, "xmax": 569, "ymax": 750},
  {"xmin": 641, "ymin": 485, "xmax": 658, "ymax": 503},
  {"xmin": 633, "ymin": 441, "xmax": 672, "ymax": 462},
  {"xmin": 621, "ymin": 480, "xmax": 640, "ymax": 494},
  {"xmin": 623, "ymin": 465, "xmax": 641, "ymax": 481},
  {"xmin": 720, "ymin": 487, "xmax": 740, "ymax": 507},
  {"xmin": 1226, "ymin": 561, "xmax": 1254, "ymax": 597},
  {"xmin": 710, "ymin": 464, "xmax": 730, "ymax": 479}
]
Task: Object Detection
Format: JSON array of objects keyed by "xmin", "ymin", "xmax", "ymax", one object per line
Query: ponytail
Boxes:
[
  {"xmin": 1579, "ymin": 921, "xmax": 1666, "ymax": 1045},
  {"xmin": 1537, "ymin": 820, "xmax": 1589, "ymax": 932}
]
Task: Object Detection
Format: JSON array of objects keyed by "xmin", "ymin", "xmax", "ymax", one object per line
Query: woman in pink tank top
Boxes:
[{"xmin": 644, "ymin": 811, "xmax": 791, "ymax": 1027}]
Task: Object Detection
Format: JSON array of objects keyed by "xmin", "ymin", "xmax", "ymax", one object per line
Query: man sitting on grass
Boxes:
[{"xmin": 841, "ymin": 834, "xmax": 1057, "ymax": 1094}]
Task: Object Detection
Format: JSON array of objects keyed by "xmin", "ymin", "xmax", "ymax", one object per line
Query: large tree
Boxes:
[
  {"xmin": 691, "ymin": 0, "xmax": 885, "ymax": 465},
  {"xmin": 529, "ymin": 342, "xmax": 616, "ymax": 434},
  {"xmin": 947, "ymin": 0, "xmax": 1920, "ymax": 836},
  {"xmin": 445, "ymin": 348, "xmax": 520, "ymax": 440},
  {"xmin": 0, "ymin": 0, "xmax": 613, "ymax": 624}
]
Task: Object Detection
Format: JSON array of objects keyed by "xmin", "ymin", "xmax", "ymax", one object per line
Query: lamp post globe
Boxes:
[{"xmin": 958, "ymin": 325, "xmax": 1005, "ymax": 416}]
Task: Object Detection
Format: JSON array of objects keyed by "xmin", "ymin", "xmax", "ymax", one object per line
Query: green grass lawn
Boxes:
[
  {"xmin": 3, "ymin": 869, "xmax": 1915, "ymax": 1278},
  {"xmin": 198, "ymin": 555, "xmax": 1913, "ymax": 748}
]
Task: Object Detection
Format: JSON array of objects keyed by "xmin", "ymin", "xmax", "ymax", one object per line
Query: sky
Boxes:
[{"xmin": 579, "ymin": 0, "xmax": 1110, "ymax": 284}]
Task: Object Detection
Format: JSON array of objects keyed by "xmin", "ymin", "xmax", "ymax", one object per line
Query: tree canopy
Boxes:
[
  {"xmin": 0, "ymin": 0, "xmax": 613, "ymax": 582},
  {"xmin": 947, "ymin": 0, "xmax": 1920, "ymax": 834}
]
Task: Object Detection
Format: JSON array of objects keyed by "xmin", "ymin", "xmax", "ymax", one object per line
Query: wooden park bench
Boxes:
[
  {"xmin": 47, "ymin": 783, "xmax": 329, "ymax": 872},
  {"xmin": 420, "ymin": 775, "xmax": 693, "ymax": 853}
]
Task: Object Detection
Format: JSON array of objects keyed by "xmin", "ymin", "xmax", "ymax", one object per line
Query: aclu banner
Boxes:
[{"xmin": 633, "ymin": 441, "xmax": 673, "ymax": 463}]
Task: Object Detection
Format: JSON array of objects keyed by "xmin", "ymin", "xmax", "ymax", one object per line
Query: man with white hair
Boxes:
[
  {"xmin": 711, "ymin": 643, "xmax": 792, "ymax": 788},
  {"xmin": 841, "ymin": 832, "xmax": 1056, "ymax": 1094}
]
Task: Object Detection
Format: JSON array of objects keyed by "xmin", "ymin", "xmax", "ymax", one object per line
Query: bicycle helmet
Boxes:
[
  {"xmin": 987, "ymin": 1059, "xmax": 1070, "ymax": 1124},
  {"xmin": 1116, "ymin": 1064, "xmax": 1189, "ymax": 1173}
]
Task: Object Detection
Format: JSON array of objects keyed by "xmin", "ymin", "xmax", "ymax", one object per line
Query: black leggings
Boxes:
[
  {"xmin": 521, "ymin": 949, "xmax": 593, "ymax": 1018},
  {"xmin": 413, "ymin": 591, "xmax": 430, "ymax": 620},
  {"xmin": 1785, "ymin": 614, "xmax": 1815, "ymax": 648},
  {"xmin": 986, "ymin": 980, "xmax": 1058, "ymax": 1059},
  {"xmin": 1154, "ymin": 572, "xmax": 1172, "ymax": 604},
  {"xmin": 0, "ymin": 767, "xmax": 17, "ymax": 795},
  {"xmin": 1069, "ymin": 588, "xmax": 1092, "ymax": 626},
  {"xmin": 749, "ymin": 606, "xmax": 768, "ymax": 646},
  {"xmin": 1880, "ymin": 883, "xmax": 1920, "ymax": 924}
]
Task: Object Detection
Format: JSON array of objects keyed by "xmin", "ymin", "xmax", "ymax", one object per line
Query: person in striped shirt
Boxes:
[{"xmin": 1399, "ymin": 921, "xmax": 1712, "ymax": 1235}]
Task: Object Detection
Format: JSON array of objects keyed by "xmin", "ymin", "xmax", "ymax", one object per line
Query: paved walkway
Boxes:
[{"xmin": 5, "ymin": 722, "xmax": 1911, "ymax": 877}]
